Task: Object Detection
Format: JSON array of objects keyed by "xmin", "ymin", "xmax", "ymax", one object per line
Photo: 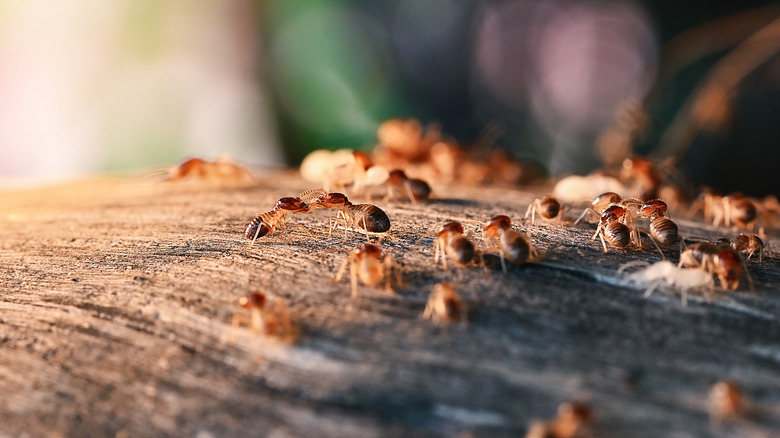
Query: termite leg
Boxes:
[
  {"xmin": 637, "ymin": 227, "xmax": 666, "ymax": 259},
  {"xmin": 349, "ymin": 259, "xmax": 359, "ymax": 299},
  {"xmin": 334, "ymin": 258, "xmax": 349, "ymax": 283}
]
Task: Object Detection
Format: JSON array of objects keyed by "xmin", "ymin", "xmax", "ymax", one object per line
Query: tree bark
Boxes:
[{"xmin": 1, "ymin": 172, "xmax": 778, "ymax": 437}]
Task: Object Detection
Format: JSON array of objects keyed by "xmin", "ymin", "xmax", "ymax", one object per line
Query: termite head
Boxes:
[
  {"xmin": 352, "ymin": 150, "xmax": 373, "ymax": 171},
  {"xmin": 440, "ymin": 221, "xmax": 464, "ymax": 235},
  {"xmin": 170, "ymin": 157, "xmax": 206, "ymax": 178},
  {"xmin": 387, "ymin": 169, "xmax": 408, "ymax": 184},
  {"xmin": 640, "ymin": 199, "xmax": 667, "ymax": 218},
  {"xmin": 601, "ymin": 205, "xmax": 626, "ymax": 223},
  {"xmin": 484, "ymin": 215, "xmax": 512, "ymax": 238},
  {"xmin": 713, "ymin": 248, "xmax": 742, "ymax": 290},
  {"xmin": 592, "ymin": 192, "xmax": 622, "ymax": 213},
  {"xmin": 387, "ymin": 170, "xmax": 432, "ymax": 201},
  {"xmin": 311, "ymin": 192, "xmax": 350, "ymax": 209},
  {"xmin": 245, "ymin": 218, "xmax": 272, "ymax": 240},
  {"xmin": 356, "ymin": 243, "xmax": 382, "ymax": 259},
  {"xmin": 539, "ymin": 195, "xmax": 562, "ymax": 219},
  {"xmin": 275, "ymin": 197, "xmax": 310, "ymax": 213},
  {"xmin": 239, "ymin": 292, "xmax": 266, "ymax": 310}
]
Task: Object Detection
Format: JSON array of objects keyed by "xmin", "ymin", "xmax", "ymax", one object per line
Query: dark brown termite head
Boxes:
[
  {"xmin": 539, "ymin": 195, "xmax": 561, "ymax": 219},
  {"xmin": 599, "ymin": 210, "xmax": 619, "ymax": 225},
  {"xmin": 245, "ymin": 216, "xmax": 272, "ymax": 240},
  {"xmin": 387, "ymin": 170, "xmax": 432, "ymax": 201},
  {"xmin": 485, "ymin": 215, "xmax": 513, "ymax": 237},
  {"xmin": 239, "ymin": 292, "xmax": 266, "ymax": 310},
  {"xmin": 357, "ymin": 243, "xmax": 382, "ymax": 259},
  {"xmin": 387, "ymin": 169, "xmax": 408, "ymax": 184},
  {"xmin": 275, "ymin": 197, "xmax": 310, "ymax": 213},
  {"xmin": 641, "ymin": 199, "xmax": 667, "ymax": 217},
  {"xmin": 601, "ymin": 205, "xmax": 626, "ymax": 223},
  {"xmin": 714, "ymin": 248, "xmax": 742, "ymax": 290},
  {"xmin": 440, "ymin": 221, "xmax": 464, "ymax": 235},
  {"xmin": 311, "ymin": 192, "xmax": 350, "ymax": 209}
]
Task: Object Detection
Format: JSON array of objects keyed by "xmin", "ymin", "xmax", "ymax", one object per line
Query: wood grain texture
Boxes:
[{"xmin": 1, "ymin": 172, "xmax": 779, "ymax": 438}]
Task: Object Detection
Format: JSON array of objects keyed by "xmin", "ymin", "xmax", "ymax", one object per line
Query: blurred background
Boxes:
[{"xmin": 0, "ymin": 0, "xmax": 777, "ymax": 195}]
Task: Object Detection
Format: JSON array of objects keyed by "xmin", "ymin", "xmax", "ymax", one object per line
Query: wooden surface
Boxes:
[{"xmin": 1, "ymin": 172, "xmax": 779, "ymax": 438}]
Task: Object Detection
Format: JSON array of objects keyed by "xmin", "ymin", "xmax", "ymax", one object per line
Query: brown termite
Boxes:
[
  {"xmin": 384, "ymin": 169, "xmax": 432, "ymax": 203},
  {"xmin": 308, "ymin": 192, "xmax": 391, "ymax": 242},
  {"xmin": 230, "ymin": 292, "xmax": 297, "ymax": 344},
  {"xmin": 244, "ymin": 196, "xmax": 311, "ymax": 247},
  {"xmin": 574, "ymin": 192, "xmax": 622, "ymax": 225},
  {"xmin": 731, "ymin": 234, "xmax": 764, "ymax": 261},
  {"xmin": 689, "ymin": 190, "xmax": 726, "ymax": 226},
  {"xmin": 708, "ymin": 380, "xmax": 744, "ymax": 428},
  {"xmin": 334, "ymin": 244, "xmax": 401, "ymax": 298},
  {"xmin": 163, "ymin": 156, "xmax": 254, "ymax": 183},
  {"xmin": 679, "ymin": 241, "xmax": 752, "ymax": 291},
  {"xmin": 525, "ymin": 195, "xmax": 564, "ymax": 224},
  {"xmin": 525, "ymin": 401, "xmax": 593, "ymax": 438},
  {"xmin": 422, "ymin": 283, "xmax": 467, "ymax": 325},
  {"xmin": 433, "ymin": 221, "xmax": 476, "ymax": 269},
  {"xmin": 376, "ymin": 117, "xmax": 436, "ymax": 162},
  {"xmin": 723, "ymin": 193, "xmax": 758, "ymax": 230},
  {"xmin": 590, "ymin": 208, "xmax": 632, "ymax": 253},
  {"xmin": 620, "ymin": 156, "xmax": 661, "ymax": 200},
  {"xmin": 483, "ymin": 215, "xmax": 538, "ymax": 272},
  {"xmin": 636, "ymin": 199, "xmax": 681, "ymax": 257}
]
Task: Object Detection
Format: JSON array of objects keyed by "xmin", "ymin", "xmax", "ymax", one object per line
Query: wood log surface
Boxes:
[{"xmin": 1, "ymin": 171, "xmax": 779, "ymax": 438}]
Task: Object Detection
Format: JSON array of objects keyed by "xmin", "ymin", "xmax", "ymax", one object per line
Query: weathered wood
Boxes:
[{"xmin": 1, "ymin": 172, "xmax": 779, "ymax": 437}]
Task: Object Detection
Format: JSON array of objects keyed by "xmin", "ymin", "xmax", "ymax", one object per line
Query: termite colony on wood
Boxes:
[
  {"xmin": 234, "ymin": 116, "xmax": 774, "ymax": 336},
  {"xmin": 300, "ymin": 118, "xmax": 542, "ymax": 202},
  {"xmin": 155, "ymin": 114, "xmax": 775, "ymax": 434}
]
